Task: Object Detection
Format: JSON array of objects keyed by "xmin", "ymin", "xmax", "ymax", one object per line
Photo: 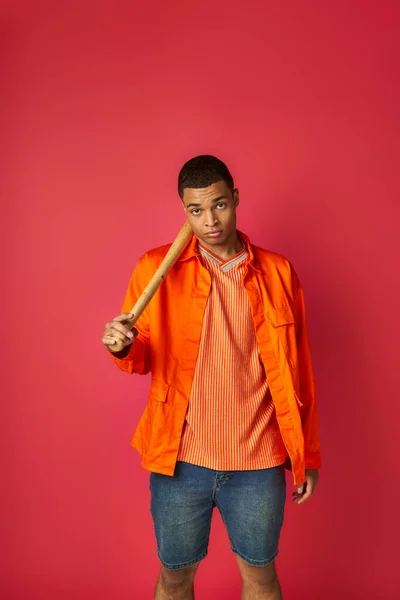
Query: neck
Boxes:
[{"xmin": 199, "ymin": 230, "xmax": 243, "ymax": 261}]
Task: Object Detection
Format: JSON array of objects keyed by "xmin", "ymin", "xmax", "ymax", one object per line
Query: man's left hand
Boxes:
[{"xmin": 292, "ymin": 469, "xmax": 319, "ymax": 505}]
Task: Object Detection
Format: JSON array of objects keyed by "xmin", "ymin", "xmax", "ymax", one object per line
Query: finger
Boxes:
[
  {"xmin": 113, "ymin": 324, "xmax": 138, "ymax": 339},
  {"xmin": 294, "ymin": 482, "xmax": 314, "ymax": 504},
  {"xmin": 102, "ymin": 328, "xmax": 129, "ymax": 347},
  {"xmin": 104, "ymin": 321, "xmax": 134, "ymax": 338},
  {"xmin": 110, "ymin": 321, "xmax": 133, "ymax": 338},
  {"xmin": 113, "ymin": 313, "xmax": 134, "ymax": 322},
  {"xmin": 104, "ymin": 320, "xmax": 131, "ymax": 334},
  {"xmin": 109, "ymin": 330, "xmax": 131, "ymax": 344},
  {"xmin": 293, "ymin": 494, "xmax": 309, "ymax": 504},
  {"xmin": 103, "ymin": 319, "xmax": 138, "ymax": 350},
  {"xmin": 292, "ymin": 482, "xmax": 307, "ymax": 500},
  {"xmin": 295, "ymin": 489, "xmax": 313, "ymax": 504}
]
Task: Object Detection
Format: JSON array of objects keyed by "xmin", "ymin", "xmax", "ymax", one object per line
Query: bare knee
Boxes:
[
  {"xmin": 158, "ymin": 562, "xmax": 199, "ymax": 592},
  {"xmin": 236, "ymin": 555, "xmax": 280, "ymax": 591}
]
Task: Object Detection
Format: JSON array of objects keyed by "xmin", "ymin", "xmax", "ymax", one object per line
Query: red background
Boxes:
[{"xmin": 2, "ymin": 1, "xmax": 399, "ymax": 598}]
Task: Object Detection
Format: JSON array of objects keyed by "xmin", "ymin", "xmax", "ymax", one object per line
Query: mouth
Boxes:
[{"xmin": 204, "ymin": 230, "xmax": 223, "ymax": 238}]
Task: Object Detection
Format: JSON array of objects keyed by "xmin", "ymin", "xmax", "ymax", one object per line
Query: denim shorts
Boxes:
[{"xmin": 149, "ymin": 461, "xmax": 286, "ymax": 570}]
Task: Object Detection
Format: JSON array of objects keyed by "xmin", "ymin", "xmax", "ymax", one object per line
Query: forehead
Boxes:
[{"xmin": 182, "ymin": 181, "xmax": 232, "ymax": 206}]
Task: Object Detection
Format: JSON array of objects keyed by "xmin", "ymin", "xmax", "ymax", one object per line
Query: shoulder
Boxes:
[
  {"xmin": 253, "ymin": 244, "xmax": 291, "ymax": 267},
  {"xmin": 135, "ymin": 242, "xmax": 172, "ymax": 272},
  {"xmin": 251, "ymin": 244, "xmax": 301, "ymax": 290}
]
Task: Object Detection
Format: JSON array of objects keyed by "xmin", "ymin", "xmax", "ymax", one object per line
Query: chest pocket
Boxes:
[
  {"xmin": 148, "ymin": 379, "xmax": 170, "ymax": 403},
  {"xmin": 266, "ymin": 305, "xmax": 295, "ymax": 327},
  {"xmin": 266, "ymin": 305, "xmax": 297, "ymax": 370}
]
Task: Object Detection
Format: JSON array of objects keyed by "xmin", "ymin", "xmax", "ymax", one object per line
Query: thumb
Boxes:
[
  {"xmin": 296, "ymin": 483, "xmax": 306, "ymax": 494},
  {"xmin": 113, "ymin": 312, "xmax": 133, "ymax": 322}
]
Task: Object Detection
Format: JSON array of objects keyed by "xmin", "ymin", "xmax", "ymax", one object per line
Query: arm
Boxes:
[
  {"xmin": 293, "ymin": 279, "xmax": 321, "ymax": 471},
  {"xmin": 110, "ymin": 255, "xmax": 152, "ymax": 375}
]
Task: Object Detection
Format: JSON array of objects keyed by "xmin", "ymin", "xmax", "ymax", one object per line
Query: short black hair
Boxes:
[{"xmin": 178, "ymin": 155, "xmax": 234, "ymax": 199}]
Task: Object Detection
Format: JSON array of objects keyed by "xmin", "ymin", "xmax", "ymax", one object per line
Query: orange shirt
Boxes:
[
  {"xmin": 177, "ymin": 243, "xmax": 287, "ymax": 469},
  {"xmin": 112, "ymin": 231, "xmax": 321, "ymax": 486}
]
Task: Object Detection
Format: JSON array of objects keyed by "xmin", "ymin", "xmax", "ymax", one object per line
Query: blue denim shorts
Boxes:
[{"xmin": 149, "ymin": 461, "xmax": 286, "ymax": 570}]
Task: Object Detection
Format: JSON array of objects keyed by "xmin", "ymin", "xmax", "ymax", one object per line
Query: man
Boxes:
[{"xmin": 102, "ymin": 155, "xmax": 321, "ymax": 600}]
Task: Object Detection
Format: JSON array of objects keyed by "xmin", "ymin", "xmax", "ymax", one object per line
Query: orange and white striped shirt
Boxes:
[{"xmin": 176, "ymin": 242, "xmax": 288, "ymax": 471}]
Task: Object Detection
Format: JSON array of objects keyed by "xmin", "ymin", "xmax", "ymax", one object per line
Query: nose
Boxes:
[{"xmin": 205, "ymin": 210, "xmax": 219, "ymax": 227}]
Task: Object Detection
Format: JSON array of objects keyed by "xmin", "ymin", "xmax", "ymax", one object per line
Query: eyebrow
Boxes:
[{"xmin": 186, "ymin": 195, "xmax": 229, "ymax": 209}]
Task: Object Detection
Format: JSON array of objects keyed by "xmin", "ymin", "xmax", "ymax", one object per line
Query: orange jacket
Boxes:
[{"xmin": 113, "ymin": 232, "xmax": 321, "ymax": 485}]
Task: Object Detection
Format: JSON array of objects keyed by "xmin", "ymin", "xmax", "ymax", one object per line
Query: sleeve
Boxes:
[
  {"xmin": 111, "ymin": 254, "xmax": 151, "ymax": 375},
  {"xmin": 292, "ymin": 274, "xmax": 322, "ymax": 470}
]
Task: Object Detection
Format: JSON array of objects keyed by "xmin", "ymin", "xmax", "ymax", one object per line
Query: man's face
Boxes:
[{"xmin": 182, "ymin": 181, "xmax": 239, "ymax": 250}]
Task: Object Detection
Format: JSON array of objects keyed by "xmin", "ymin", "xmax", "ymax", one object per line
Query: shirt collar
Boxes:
[{"xmin": 177, "ymin": 229, "xmax": 262, "ymax": 273}]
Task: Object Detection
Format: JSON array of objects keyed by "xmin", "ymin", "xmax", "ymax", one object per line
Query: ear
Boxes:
[{"xmin": 233, "ymin": 188, "xmax": 240, "ymax": 207}]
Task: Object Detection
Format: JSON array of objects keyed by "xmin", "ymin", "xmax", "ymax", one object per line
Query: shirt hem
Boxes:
[{"xmin": 174, "ymin": 453, "xmax": 289, "ymax": 472}]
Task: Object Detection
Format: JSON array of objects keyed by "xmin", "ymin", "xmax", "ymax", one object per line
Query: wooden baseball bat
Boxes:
[{"xmin": 111, "ymin": 220, "xmax": 193, "ymax": 352}]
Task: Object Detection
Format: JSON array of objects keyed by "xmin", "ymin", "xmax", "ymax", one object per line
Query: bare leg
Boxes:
[
  {"xmin": 236, "ymin": 555, "xmax": 283, "ymax": 600},
  {"xmin": 154, "ymin": 562, "xmax": 200, "ymax": 600}
]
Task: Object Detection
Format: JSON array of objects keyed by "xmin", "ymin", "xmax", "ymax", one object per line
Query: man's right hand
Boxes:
[{"xmin": 102, "ymin": 313, "xmax": 138, "ymax": 353}]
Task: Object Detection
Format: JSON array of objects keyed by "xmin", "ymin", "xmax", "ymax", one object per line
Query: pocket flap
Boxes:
[
  {"xmin": 267, "ymin": 305, "xmax": 295, "ymax": 327},
  {"xmin": 148, "ymin": 379, "xmax": 170, "ymax": 402}
]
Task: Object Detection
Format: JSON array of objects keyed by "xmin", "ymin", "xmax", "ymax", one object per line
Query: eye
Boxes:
[
  {"xmin": 191, "ymin": 209, "xmax": 201, "ymax": 215},
  {"xmin": 216, "ymin": 203, "xmax": 226, "ymax": 209}
]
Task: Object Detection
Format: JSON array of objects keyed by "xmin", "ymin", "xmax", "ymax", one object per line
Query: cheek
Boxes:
[
  {"xmin": 186, "ymin": 215, "xmax": 202, "ymax": 232},
  {"xmin": 221, "ymin": 210, "xmax": 235, "ymax": 224}
]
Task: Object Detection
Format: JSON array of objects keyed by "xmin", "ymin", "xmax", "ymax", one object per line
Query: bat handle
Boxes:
[{"xmin": 110, "ymin": 314, "xmax": 138, "ymax": 353}]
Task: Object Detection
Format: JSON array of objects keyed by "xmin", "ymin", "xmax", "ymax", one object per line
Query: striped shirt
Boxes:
[{"xmin": 176, "ymin": 241, "xmax": 288, "ymax": 470}]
